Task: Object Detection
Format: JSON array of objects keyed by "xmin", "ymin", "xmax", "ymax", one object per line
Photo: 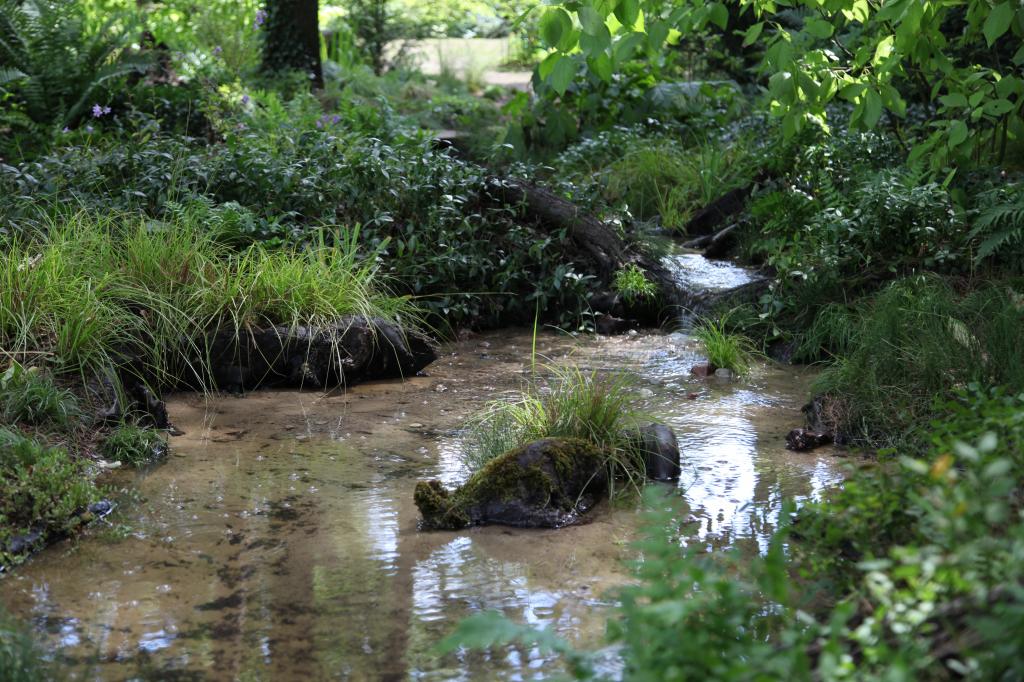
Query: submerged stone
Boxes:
[
  {"xmin": 633, "ymin": 423, "xmax": 681, "ymax": 481},
  {"xmin": 414, "ymin": 438, "xmax": 609, "ymax": 530}
]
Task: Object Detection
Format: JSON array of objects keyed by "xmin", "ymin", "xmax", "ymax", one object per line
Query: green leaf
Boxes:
[
  {"xmin": 948, "ymin": 119, "xmax": 969, "ymax": 146},
  {"xmin": 983, "ymin": 2, "xmax": 1014, "ymax": 46},
  {"xmin": 579, "ymin": 6, "xmax": 606, "ymax": 36},
  {"xmin": 613, "ymin": 31, "xmax": 645, "ymax": 65},
  {"xmin": 804, "ymin": 17, "xmax": 834, "ymax": 39},
  {"xmin": 647, "ymin": 21, "xmax": 669, "ymax": 52},
  {"xmin": 549, "ymin": 54, "xmax": 577, "ymax": 95},
  {"xmin": 614, "ymin": 0, "xmax": 640, "ymax": 28},
  {"xmin": 539, "ymin": 8, "xmax": 573, "ymax": 49},
  {"xmin": 742, "ymin": 22, "xmax": 764, "ymax": 47},
  {"xmin": 872, "ymin": 34, "xmax": 894, "ymax": 66},
  {"xmin": 985, "ymin": 98, "xmax": 1016, "ymax": 116},
  {"xmin": 863, "ymin": 87, "xmax": 883, "ymax": 127},
  {"xmin": 588, "ymin": 52, "xmax": 613, "ymax": 82},
  {"xmin": 708, "ymin": 2, "xmax": 729, "ymax": 30},
  {"xmin": 939, "ymin": 92, "xmax": 969, "ymax": 109},
  {"xmin": 580, "ymin": 24, "xmax": 612, "ymax": 55},
  {"xmin": 538, "ymin": 52, "xmax": 561, "ymax": 79}
]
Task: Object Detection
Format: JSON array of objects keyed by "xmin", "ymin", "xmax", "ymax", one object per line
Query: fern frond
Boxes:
[{"xmin": 972, "ymin": 191, "xmax": 1024, "ymax": 262}]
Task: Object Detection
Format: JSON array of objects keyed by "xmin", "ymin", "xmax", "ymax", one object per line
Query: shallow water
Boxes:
[{"xmin": 1, "ymin": 329, "xmax": 841, "ymax": 680}]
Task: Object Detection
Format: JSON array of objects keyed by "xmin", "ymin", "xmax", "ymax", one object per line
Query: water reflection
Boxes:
[{"xmin": 0, "ymin": 329, "xmax": 841, "ymax": 680}]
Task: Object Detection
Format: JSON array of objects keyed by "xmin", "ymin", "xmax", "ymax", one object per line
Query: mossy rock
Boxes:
[{"xmin": 414, "ymin": 438, "xmax": 609, "ymax": 530}]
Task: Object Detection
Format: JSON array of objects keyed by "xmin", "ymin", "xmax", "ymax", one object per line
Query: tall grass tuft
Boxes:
[
  {"xmin": 462, "ymin": 365, "xmax": 649, "ymax": 492},
  {"xmin": 693, "ymin": 316, "xmax": 756, "ymax": 375}
]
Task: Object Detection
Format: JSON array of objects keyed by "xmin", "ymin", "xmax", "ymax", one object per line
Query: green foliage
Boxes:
[
  {"xmin": 0, "ymin": 363, "xmax": 79, "ymax": 427},
  {"xmin": 0, "ymin": 428, "xmax": 99, "ymax": 562},
  {"xmin": 0, "ymin": 101, "xmax": 601, "ymax": 327},
  {"xmin": 693, "ymin": 315, "xmax": 755, "ymax": 375},
  {"xmin": 0, "ymin": 0, "xmax": 145, "ymax": 142},
  {"xmin": 0, "ymin": 608, "xmax": 51, "ymax": 682},
  {"xmin": 535, "ymin": 0, "xmax": 1024, "ymax": 167},
  {"xmin": 461, "ymin": 365, "xmax": 646, "ymax": 486},
  {"xmin": 971, "ymin": 180, "xmax": 1024, "ymax": 266},
  {"xmin": 612, "ymin": 263, "xmax": 657, "ymax": 304},
  {"xmin": 810, "ymin": 277, "xmax": 1024, "ymax": 447},
  {"xmin": 99, "ymin": 424, "xmax": 166, "ymax": 467}
]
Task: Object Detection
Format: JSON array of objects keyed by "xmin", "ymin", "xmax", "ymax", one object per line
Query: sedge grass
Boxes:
[
  {"xmin": 0, "ymin": 208, "xmax": 419, "ymax": 399},
  {"xmin": 461, "ymin": 363, "xmax": 650, "ymax": 494},
  {"xmin": 693, "ymin": 316, "xmax": 756, "ymax": 376}
]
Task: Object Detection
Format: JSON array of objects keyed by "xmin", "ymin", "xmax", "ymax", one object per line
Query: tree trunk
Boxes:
[{"xmin": 262, "ymin": 0, "xmax": 324, "ymax": 89}]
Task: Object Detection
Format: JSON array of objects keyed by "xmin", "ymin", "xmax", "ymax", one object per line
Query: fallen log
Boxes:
[{"xmin": 484, "ymin": 177, "xmax": 626, "ymax": 274}]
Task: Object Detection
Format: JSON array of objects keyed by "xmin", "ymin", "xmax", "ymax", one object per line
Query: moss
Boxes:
[
  {"xmin": 414, "ymin": 480, "xmax": 471, "ymax": 530},
  {"xmin": 414, "ymin": 438, "xmax": 609, "ymax": 530}
]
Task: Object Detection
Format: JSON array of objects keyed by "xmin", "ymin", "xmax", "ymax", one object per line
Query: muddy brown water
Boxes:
[{"xmin": 1, "ymin": 328, "xmax": 841, "ymax": 680}]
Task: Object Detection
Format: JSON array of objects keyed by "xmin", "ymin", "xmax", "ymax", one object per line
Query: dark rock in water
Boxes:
[
  {"xmin": 6, "ymin": 529, "xmax": 42, "ymax": 555},
  {"xmin": 685, "ymin": 185, "xmax": 752, "ymax": 236},
  {"xmin": 801, "ymin": 395, "xmax": 850, "ymax": 446},
  {"xmin": 200, "ymin": 316, "xmax": 436, "ymax": 392},
  {"xmin": 589, "ymin": 291, "xmax": 624, "ymax": 317},
  {"xmin": 595, "ymin": 313, "xmax": 632, "ymax": 335},
  {"xmin": 414, "ymin": 438, "xmax": 609, "ymax": 530},
  {"xmin": 634, "ymin": 423, "xmax": 681, "ymax": 481},
  {"xmin": 691, "ymin": 363, "xmax": 716, "ymax": 378},
  {"xmin": 87, "ymin": 500, "xmax": 115, "ymax": 518},
  {"xmin": 702, "ymin": 224, "xmax": 739, "ymax": 259},
  {"xmin": 786, "ymin": 428, "xmax": 834, "ymax": 452}
]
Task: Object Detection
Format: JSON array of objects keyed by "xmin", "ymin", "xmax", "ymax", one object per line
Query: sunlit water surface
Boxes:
[{"xmin": 1, "ymin": 327, "xmax": 841, "ymax": 680}]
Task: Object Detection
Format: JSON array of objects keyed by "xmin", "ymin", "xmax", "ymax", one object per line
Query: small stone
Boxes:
[
  {"xmin": 627, "ymin": 329, "xmax": 638, "ymax": 336},
  {"xmin": 687, "ymin": 392, "xmax": 700, "ymax": 400},
  {"xmin": 690, "ymin": 363, "xmax": 715, "ymax": 378},
  {"xmin": 637, "ymin": 388, "xmax": 655, "ymax": 398},
  {"xmin": 714, "ymin": 368, "xmax": 734, "ymax": 380},
  {"xmin": 434, "ymin": 384, "xmax": 448, "ymax": 393},
  {"xmin": 409, "ymin": 422, "xmax": 424, "ymax": 428}
]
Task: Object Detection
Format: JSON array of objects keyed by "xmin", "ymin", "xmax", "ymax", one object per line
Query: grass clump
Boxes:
[
  {"xmin": 693, "ymin": 316, "xmax": 755, "ymax": 375},
  {"xmin": 811, "ymin": 276, "xmax": 1024, "ymax": 448},
  {"xmin": 0, "ymin": 363, "xmax": 79, "ymax": 427},
  {"xmin": 612, "ymin": 264, "xmax": 658, "ymax": 305},
  {"xmin": 99, "ymin": 424, "xmax": 167, "ymax": 467},
  {"xmin": 461, "ymin": 365, "xmax": 647, "ymax": 487}
]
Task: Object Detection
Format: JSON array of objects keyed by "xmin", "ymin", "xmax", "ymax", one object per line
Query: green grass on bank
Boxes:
[{"xmin": 1, "ymin": 209, "xmax": 416, "ymax": 394}]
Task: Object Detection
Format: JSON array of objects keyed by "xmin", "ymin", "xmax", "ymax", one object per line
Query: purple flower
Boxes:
[
  {"xmin": 62, "ymin": 126, "xmax": 70, "ymax": 133},
  {"xmin": 331, "ymin": 115, "xmax": 340, "ymax": 124},
  {"xmin": 213, "ymin": 45, "xmax": 223, "ymax": 56},
  {"xmin": 91, "ymin": 103, "xmax": 104, "ymax": 118},
  {"xmin": 254, "ymin": 9, "xmax": 267, "ymax": 28},
  {"xmin": 103, "ymin": 106, "xmax": 111, "ymax": 115},
  {"xmin": 315, "ymin": 119, "xmax": 324, "ymax": 129},
  {"xmin": 85, "ymin": 125, "xmax": 94, "ymax": 133},
  {"xmin": 241, "ymin": 94, "xmax": 250, "ymax": 105}
]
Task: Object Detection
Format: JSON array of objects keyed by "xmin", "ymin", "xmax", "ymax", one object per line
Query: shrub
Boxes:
[
  {"xmin": 810, "ymin": 277, "xmax": 1024, "ymax": 447},
  {"xmin": 0, "ymin": 428, "xmax": 99, "ymax": 561}
]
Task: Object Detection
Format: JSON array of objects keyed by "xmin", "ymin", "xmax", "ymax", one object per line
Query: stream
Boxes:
[{"xmin": 0, "ymin": 258, "xmax": 842, "ymax": 681}]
